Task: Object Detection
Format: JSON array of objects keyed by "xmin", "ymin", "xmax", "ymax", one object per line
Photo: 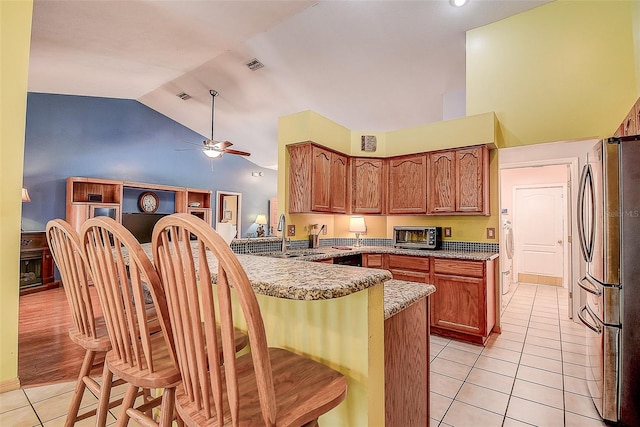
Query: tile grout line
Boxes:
[
  {"xmin": 557, "ymin": 286, "xmax": 568, "ymax": 427},
  {"xmin": 499, "ymin": 284, "xmax": 535, "ymax": 426},
  {"xmin": 22, "ymin": 388, "xmax": 44, "ymax": 427}
]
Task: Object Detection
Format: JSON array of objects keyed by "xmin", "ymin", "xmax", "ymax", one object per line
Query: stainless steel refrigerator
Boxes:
[{"xmin": 577, "ymin": 135, "xmax": 640, "ymax": 426}]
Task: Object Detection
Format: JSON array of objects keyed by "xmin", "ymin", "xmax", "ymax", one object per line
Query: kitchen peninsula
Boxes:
[{"xmin": 146, "ymin": 242, "xmax": 435, "ymax": 426}]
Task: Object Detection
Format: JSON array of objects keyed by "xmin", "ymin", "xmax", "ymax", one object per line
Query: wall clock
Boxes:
[{"xmin": 138, "ymin": 191, "xmax": 159, "ymax": 214}]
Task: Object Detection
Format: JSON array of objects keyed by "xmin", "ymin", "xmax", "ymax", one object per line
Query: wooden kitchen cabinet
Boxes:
[
  {"xmin": 387, "ymin": 154, "xmax": 427, "ymax": 214},
  {"xmin": 288, "ymin": 140, "xmax": 490, "ymax": 216},
  {"xmin": 615, "ymin": 97, "xmax": 640, "ymax": 137},
  {"xmin": 621, "ymin": 104, "xmax": 637, "ymax": 136},
  {"xmin": 385, "ymin": 296, "xmax": 429, "ymax": 426},
  {"xmin": 352, "ymin": 157, "xmax": 385, "ymax": 214},
  {"xmin": 329, "ymin": 151, "xmax": 349, "ymax": 213},
  {"xmin": 288, "ymin": 143, "xmax": 312, "ymax": 213},
  {"xmin": 627, "ymin": 99, "xmax": 638, "ymax": 136},
  {"xmin": 388, "ymin": 254, "xmax": 430, "ymax": 283},
  {"xmin": 362, "ymin": 253, "xmax": 385, "ymax": 269},
  {"xmin": 288, "ymin": 143, "xmax": 348, "ymax": 214},
  {"xmin": 311, "ymin": 145, "xmax": 331, "ymax": 211},
  {"xmin": 456, "ymin": 146, "xmax": 489, "ymax": 213},
  {"xmin": 427, "ymin": 150, "xmax": 455, "ymax": 214},
  {"xmin": 427, "ymin": 145, "xmax": 489, "ymax": 215},
  {"xmin": 430, "ymin": 257, "xmax": 496, "ymax": 344}
]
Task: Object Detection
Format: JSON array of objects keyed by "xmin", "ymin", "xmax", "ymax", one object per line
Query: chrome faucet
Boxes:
[{"xmin": 277, "ymin": 214, "xmax": 288, "ymax": 253}]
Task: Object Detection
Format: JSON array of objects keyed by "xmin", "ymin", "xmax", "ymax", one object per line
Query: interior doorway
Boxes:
[
  {"xmin": 500, "ymin": 163, "xmax": 573, "ymax": 316},
  {"xmin": 513, "ymin": 184, "xmax": 567, "ymax": 287},
  {"xmin": 498, "ymin": 138, "xmax": 599, "ymax": 321}
]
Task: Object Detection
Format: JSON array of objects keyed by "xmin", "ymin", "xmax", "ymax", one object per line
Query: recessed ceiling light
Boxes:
[{"xmin": 449, "ymin": 0, "xmax": 469, "ymax": 7}]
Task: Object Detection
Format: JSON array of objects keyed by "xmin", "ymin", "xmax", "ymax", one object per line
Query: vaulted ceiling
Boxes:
[{"xmin": 28, "ymin": 0, "xmax": 549, "ymax": 169}]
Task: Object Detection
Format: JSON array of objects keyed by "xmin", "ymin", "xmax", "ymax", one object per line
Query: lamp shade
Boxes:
[
  {"xmin": 255, "ymin": 214, "xmax": 268, "ymax": 225},
  {"xmin": 349, "ymin": 216, "xmax": 366, "ymax": 233},
  {"xmin": 22, "ymin": 188, "xmax": 31, "ymax": 202}
]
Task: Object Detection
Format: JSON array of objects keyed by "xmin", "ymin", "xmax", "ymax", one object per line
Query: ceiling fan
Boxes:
[{"xmin": 177, "ymin": 90, "xmax": 251, "ymax": 160}]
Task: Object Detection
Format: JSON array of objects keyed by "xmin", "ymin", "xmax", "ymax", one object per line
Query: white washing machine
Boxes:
[{"xmin": 502, "ymin": 219, "xmax": 514, "ymax": 295}]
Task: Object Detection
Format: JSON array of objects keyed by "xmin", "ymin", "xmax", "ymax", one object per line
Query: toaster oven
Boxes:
[{"xmin": 393, "ymin": 226, "xmax": 442, "ymax": 250}]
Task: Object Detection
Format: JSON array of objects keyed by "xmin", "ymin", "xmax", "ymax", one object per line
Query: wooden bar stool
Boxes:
[
  {"xmin": 46, "ymin": 219, "xmax": 125, "ymax": 426},
  {"xmin": 152, "ymin": 213, "xmax": 348, "ymax": 426},
  {"xmin": 81, "ymin": 217, "xmax": 181, "ymax": 427}
]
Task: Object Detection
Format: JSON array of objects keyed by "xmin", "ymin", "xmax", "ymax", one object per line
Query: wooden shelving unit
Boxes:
[{"xmin": 66, "ymin": 177, "xmax": 212, "ymax": 231}]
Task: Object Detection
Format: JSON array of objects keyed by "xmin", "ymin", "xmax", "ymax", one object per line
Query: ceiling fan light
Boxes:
[{"xmin": 203, "ymin": 149, "xmax": 223, "ymax": 158}]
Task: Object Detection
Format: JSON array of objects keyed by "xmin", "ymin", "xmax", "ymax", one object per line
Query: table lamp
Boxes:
[
  {"xmin": 349, "ymin": 216, "xmax": 366, "ymax": 247},
  {"xmin": 255, "ymin": 214, "xmax": 268, "ymax": 237}
]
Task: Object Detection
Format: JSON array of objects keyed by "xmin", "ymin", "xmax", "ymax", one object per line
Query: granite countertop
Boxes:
[
  {"xmin": 384, "ymin": 280, "xmax": 435, "ymax": 320},
  {"xmin": 236, "ymin": 254, "xmax": 391, "ymax": 300},
  {"xmin": 139, "ymin": 242, "xmax": 391, "ymax": 301},
  {"xmin": 258, "ymin": 245, "xmax": 498, "ymax": 262}
]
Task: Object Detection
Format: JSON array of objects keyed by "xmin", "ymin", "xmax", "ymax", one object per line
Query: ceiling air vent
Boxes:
[
  {"xmin": 176, "ymin": 92, "xmax": 191, "ymax": 100},
  {"xmin": 246, "ymin": 58, "xmax": 264, "ymax": 71}
]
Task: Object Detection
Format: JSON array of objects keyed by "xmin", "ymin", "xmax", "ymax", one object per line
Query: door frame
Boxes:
[
  {"xmin": 500, "ymin": 157, "xmax": 580, "ymax": 319},
  {"xmin": 512, "ymin": 183, "xmax": 569, "ymax": 289}
]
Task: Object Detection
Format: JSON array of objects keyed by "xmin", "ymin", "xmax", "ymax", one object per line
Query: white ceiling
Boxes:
[{"xmin": 28, "ymin": 0, "xmax": 549, "ymax": 169}]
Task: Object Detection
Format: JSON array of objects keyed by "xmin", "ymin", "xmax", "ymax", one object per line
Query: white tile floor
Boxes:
[
  {"xmin": 430, "ymin": 283, "xmax": 607, "ymax": 427},
  {"xmin": 1, "ymin": 283, "xmax": 607, "ymax": 426}
]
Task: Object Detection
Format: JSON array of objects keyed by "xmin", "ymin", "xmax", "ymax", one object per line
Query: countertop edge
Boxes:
[
  {"xmin": 384, "ymin": 280, "xmax": 436, "ymax": 320},
  {"xmin": 258, "ymin": 245, "xmax": 499, "ymax": 262}
]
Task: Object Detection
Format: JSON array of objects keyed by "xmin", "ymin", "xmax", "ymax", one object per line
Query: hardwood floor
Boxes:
[{"xmin": 18, "ymin": 287, "xmax": 104, "ymax": 388}]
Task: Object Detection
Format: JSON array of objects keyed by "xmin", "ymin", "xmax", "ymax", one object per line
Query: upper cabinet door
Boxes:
[
  {"xmin": 456, "ymin": 146, "xmax": 488, "ymax": 214},
  {"xmin": 387, "ymin": 154, "xmax": 427, "ymax": 214},
  {"xmin": 330, "ymin": 152, "xmax": 349, "ymax": 213},
  {"xmin": 622, "ymin": 108, "xmax": 636, "ymax": 136},
  {"xmin": 311, "ymin": 145, "xmax": 332, "ymax": 212},
  {"xmin": 428, "ymin": 145, "xmax": 490, "ymax": 216},
  {"xmin": 288, "ymin": 143, "xmax": 312, "ymax": 213},
  {"xmin": 632, "ymin": 99, "xmax": 640, "ymax": 136},
  {"xmin": 288, "ymin": 142, "xmax": 349, "ymax": 214},
  {"xmin": 352, "ymin": 158, "xmax": 384, "ymax": 214},
  {"xmin": 427, "ymin": 151, "xmax": 455, "ymax": 214}
]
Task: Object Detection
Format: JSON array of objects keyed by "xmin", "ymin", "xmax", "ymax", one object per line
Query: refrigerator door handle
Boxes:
[
  {"xmin": 577, "ymin": 275, "xmax": 602, "ymax": 296},
  {"xmin": 578, "ymin": 304, "xmax": 602, "ymax": 334},
  {"xmin": 577, "ymin": 163, "xmax": 595, "ymax": 262}
]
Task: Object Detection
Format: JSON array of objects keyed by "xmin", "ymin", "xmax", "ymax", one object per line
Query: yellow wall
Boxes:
[
  {"xmin": 467, "ymin": 0, "xmax": 639, "ymax": 147},
  {"xmin": 0, "ymin": 0, "xmax": 33, "ymax": 391},
  {"xmin": 635, "ymin": 1, "xmax": 640, "ymax": 89},
  {"xmin": 384, "ymin": 112, "xmax": 497, "ymax": 153},
  {"xmin": 278, "ymin": 110, "xmax": 500, "ymax": 243}
]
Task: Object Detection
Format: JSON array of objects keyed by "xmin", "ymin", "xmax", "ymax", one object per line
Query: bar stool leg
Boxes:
[{"xmin": 64, "ymin": 349, "xmax": 95, "ymax": 427}]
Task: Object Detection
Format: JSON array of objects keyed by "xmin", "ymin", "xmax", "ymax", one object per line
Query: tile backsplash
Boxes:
[{"xmin": 231, "ymin": 237, "xmax": 498, "ymax": 254}]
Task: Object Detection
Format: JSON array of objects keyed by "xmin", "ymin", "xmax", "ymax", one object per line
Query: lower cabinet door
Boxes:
[{"xmin": 431, "ymin": 273, "xmax": 485, "ymax": 336}]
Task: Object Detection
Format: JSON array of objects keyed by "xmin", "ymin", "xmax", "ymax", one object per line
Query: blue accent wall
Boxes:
[{"xmin": 22, "ymin": 93, "xmax": 277, "ymax": 237}]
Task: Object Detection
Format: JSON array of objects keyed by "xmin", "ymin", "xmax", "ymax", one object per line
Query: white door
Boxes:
[{"xmin": 514, "ymin": 185, "xmax": 566, "ymax": 286}]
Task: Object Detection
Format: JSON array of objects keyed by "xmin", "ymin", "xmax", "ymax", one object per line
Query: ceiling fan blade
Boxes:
[
  {"xmin": 224, "ymin": 149, "xmax": 251, "ymax": 157},
  {"xmin": 210, "ymin": 140, "xmax": 232, "ymax": 150},
  {"xmin": 175, "ymin": 148, "xmax": 202, "ymax": 152},
  {"xmin": 177, "ymin": 138, "xmax": 207, "ymax": 147}
]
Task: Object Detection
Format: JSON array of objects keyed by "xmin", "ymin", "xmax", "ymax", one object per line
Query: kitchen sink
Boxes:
[
  {"xmin": 269, "ymin": 253, "xmax": 303, "ymax": 258},
  {"xmin": 263, "ymin": 250, "xmax": 324, "ymax": 259}
]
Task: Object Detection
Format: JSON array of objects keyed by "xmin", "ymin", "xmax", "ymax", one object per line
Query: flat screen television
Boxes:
[{"xmin": 121, "ymin": 213, "xmax": 168, "ymax": 244}]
